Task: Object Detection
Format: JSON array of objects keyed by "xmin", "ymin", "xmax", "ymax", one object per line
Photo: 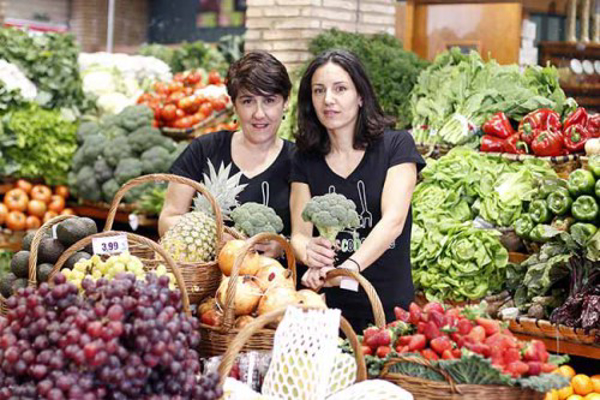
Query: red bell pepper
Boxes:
[
  {"xmin": 531, "ymin": 129, "xmax": 564, "ymax": 157},
  {"xmin": 482, "ymin": 112, "xmax": 515, "ymax": 139},
  {"xmin": 587, "ymin": 114, "xmax": 600, "ymax": 138},
  {"xmin": 480, "ymin": 135, "xmax": 505, "ymax": 152},
  {"xmin": 563, "ymin": 107, "xmax": 589, "ymax": 130},
  {"xmin": 563, "ymin": 124, "xmax": 591, "ymax": 153},
  {"xmin": 519, "ymin": 109, "xmax": 562, "ymax": 145},
  {"xmin": 503, "ymin": 133, "xmax": 528, "ymax": 154}
]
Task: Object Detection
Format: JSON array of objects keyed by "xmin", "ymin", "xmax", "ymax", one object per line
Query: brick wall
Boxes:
[
  {"xmin": 245, "ymin": 0, "xmax": 396, "ymax": 70},
  {"xmin": 5, "ymin": 0, "xmax": 68, "ymax": 24}
]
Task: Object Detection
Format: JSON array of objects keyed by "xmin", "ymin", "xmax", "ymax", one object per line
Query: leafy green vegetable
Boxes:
[
  {"xmin": 438, "ymin": 354, "xmax": 511, "ymax": 385},
  {"xmin": 517, "ymin": 373, "xmax": 570, "ymax": 393}
]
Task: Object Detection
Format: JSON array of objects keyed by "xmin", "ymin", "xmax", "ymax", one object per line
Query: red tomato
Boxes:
[
  {"xmin": 153, "ymin": 82, "xmax": 169, "ymax": 95},
  {"xmin": 173, "ymin": 117, "xmax": 193, "ymax": 129},
  {"xmin": 137, "ymin": 93, "xmax": 154, "ymax": 104},
  {"xmin": 173, "ymin": 73, "xmax": 185, "ymax": 82},
  {"xmin": 43, "ymin": 211, "xmax": 58, "ymax": 223},
  {"xmin": 54, "ymin": 185, "xmax": 69, "ymax": 199},
  {"xmin": 200, "ymin": 102, "xmax": 213, "ymax": 117},
  {"xmin": 25, "ymin": 215, "xmax": 41, "ymax": 230},
  {"xmin": 178, "ymin": 97, "xmax": 199, "ymax": 114},
  {"xmin": 167, "ymin": 81, "xmax": 184, "ymax": 94},
  {"xmin": 27, "ymin": 199, "xmax": 47, "ymax": 218},
  {"xmin": 31, "ymin": 185, "xmax": 52, "ymax": 204},
  {"xmin": 211, "ymin": 99, "xmax": 226, "ymax": 112},
  {"xmin": 160, "ymin": 104, "xmax": 178, "ymax": 121},
  {"xmin": 185, "ymin": 71, "xmax": 202, "ymax": 85},
  {"xmin": 6, "ymin": 211, "xmax": 26, "ymax": 231},
  {"xmin": 4, "ymin": 188, "xmax": 29, "ymax": 212},
  {"xmin": 208, "ymin": 71, "xmax": 221, "ymax": 85},
  {"xmin": 60, "ymin": 208, "xmax": 75, "ymax": 216},
  {"xmin": 16, "ymin": 179, "xmax": 33, "ymax": 194},
  {"xmin": 167, "ymin": 91, "xmax": 186, "ymax": 105},
  {"xmin": 48, "ymin": 195, "xmax": 65, "ymax": 213}
]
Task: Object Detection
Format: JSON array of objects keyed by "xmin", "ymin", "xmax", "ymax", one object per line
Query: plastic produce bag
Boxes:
[{"xmin": 326, "ymin": 379, "xmax": 414, "ymax": 400}]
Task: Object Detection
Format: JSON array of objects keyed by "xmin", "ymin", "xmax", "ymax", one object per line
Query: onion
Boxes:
[
  {"xmin": 216, "ymin": 276, "xmax": 263, "ymax": 316},
  {"xmin": 257, "ymin": 287, "xmax": 299, "ymax": 316},
  {"xmin": 197, "ymin": 297, "xmax": 216, "ymax": 316},
  {"xmin": 200, "ymin": 308, "xmax": 222, "ymax": 326},
  {"xmin": 234, "ymin": 315, "xmax": 255, "ymax": 329},
  {"xmin": 296, "ymin": 289, "xmax": 327, "ymax": 309},
  {"xmin": 255, "ymin": 257, "xmax": 294, "ymax": 291},
  {"xmin": 218, "ymin": 240, "xmax": 259, "ymax": 276}
]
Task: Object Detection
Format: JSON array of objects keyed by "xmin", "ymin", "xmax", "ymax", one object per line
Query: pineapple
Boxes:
[{"xmin": 161, "ymin": 160, "xmax": 247, "ymax": 263}]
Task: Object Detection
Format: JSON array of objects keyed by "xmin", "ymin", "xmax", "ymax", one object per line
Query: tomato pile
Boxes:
[
  {"xmin": 360, "ymin": 302, "xmax": 556, "ymax": 379},
  {"xmin": 137, "ymin": 70, "xmax": 231, "ymax": 130},
  {"xmin": 0, "ymin": 180, "xmax": 73, "ymax": 231}
]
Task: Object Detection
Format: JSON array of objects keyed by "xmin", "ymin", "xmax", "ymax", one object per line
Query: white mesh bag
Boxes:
[
  {"xmin": 262, "ymin": 306, "xmax": 342, "ymax": 400},
  {"xmin": 326, "ymin": 349, "xmax": 357, "ymax": 397},
  {"xmin": 326, "ymin": 379, "xmax": 414, "ymax": 400}
]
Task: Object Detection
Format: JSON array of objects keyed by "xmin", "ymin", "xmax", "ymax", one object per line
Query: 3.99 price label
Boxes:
[{"xmin": 92, "ymin": 235, "xmax": 129, "ymax": 255}]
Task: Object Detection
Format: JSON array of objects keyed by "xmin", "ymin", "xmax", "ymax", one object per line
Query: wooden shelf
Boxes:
[{"xmin": 513, "ymin": 332, "xmax": 600, "ymax": 360}]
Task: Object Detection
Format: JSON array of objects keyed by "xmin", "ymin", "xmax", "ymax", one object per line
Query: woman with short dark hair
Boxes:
[
  {"xmin": 290, "ymin": 49, "xmax": 426, "ymax": 331},
  {"xmin": 160, "ymin": 51, "xmax": 293, "ymax": 257}
]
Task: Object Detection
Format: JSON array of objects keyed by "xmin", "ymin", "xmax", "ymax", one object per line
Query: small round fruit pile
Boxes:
[
  {"xmin": 64, "ymin": 252, "xmax": 176, "ymax": 291},
  {"xmin": 137, "ymin": 70, "xmax": 230, "ymax": 130},
  {"xmin": 0, "ymin": 272, "xmax": 222, "ymax": 399},
  {"xmin": 546, "ymin": 366, "xmax": 600, "ymax": 400},
  {"xmin": 198, "ymin": 240, "xmax": 326, "ymax": 328},
  {"xmin": 0, "ymin": 180, "xmax": 73, "ymax": 231}
]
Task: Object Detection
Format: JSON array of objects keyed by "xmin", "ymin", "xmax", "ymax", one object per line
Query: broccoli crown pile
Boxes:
[
  {"xmin": 230, "ymin": 202, "xmax": 284, "ymax": 237},
  {"xmin": 301, "ymin": 193, "xmax": 360, "ymax": 242},
  {"xmin": 69, "ymin": 105, "xmax": 186, "ymax": 203}
]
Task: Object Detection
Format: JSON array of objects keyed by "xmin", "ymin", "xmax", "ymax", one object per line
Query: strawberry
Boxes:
[
  {"xmin": 442, "ymin": 350, "xmax": 455, "ymax": 360},
  {"xmin": 423, "ymin": 302, "xmax": 445, "ymax": 315},
  {"xmin": 396, "ymin": 345, "xmax": 409, "ymax": 354},
  {"xmin": 376, "ymin": 346, "xmax": 391, "ymax": 358},
  {"xmin": 467, "ymin": 326, "xmax": 486, "ymax": 343},
  {"xmin": 408, "ymin": 334, "xmax": 427, "ymax": 352},
  {"xmin": 540, "ymin": 363, "xmax": 557, "ymax": 373},
  {"xmin": 396, "ymin": 335, "xmax": 412, "ymax": 347},
  {"xmin": 450, "ymin": 332, "xmax": 464, "ymax": 348},
  {"xmin": 361, "ymin": 346, "xmax": 373, "ymax": 355},
  {"xmin": 505, "ymin": 361, "xmax": 529, "ymax": 378},
  {"xmin": 363, "ymin": 327, "xmax": 380, "ymax": 348},
  {"xmin": 476, "ymin": 318, "xmax": 500, "ymax": 336},
  {"xmin": 503, "ymin": 348, "xmax": 521, "ymax": 365},
  {"xmin": 464, "ymin": 342, "xmax": 491, "ymax": 357},
  {"xmin": 408, "ymin": 303, "xmax": 422, "ymax": 325},
  {"xmin": 430, "ymin": 336, "xmax": 452, "ymax": 356},
  {"xmin": 445, "ymin": 307, "xmax": 461, "ymax": 319},
  {"xmin": 424, "ymin": 321, "xmax": 441, "ymax": 341},
  {"xmin": 526, "ymin": 361, "xmax": 542, "ymax": 376},
  {"xmin": 394, "ymin": 306, "xmax": 410, "ymax": 322},
  {"xmin": 485, "ymin": 333, "xmax": 518, "ymax": 350},
  {"xmin": 421, "ymin": 349, "xmax": 439, "ymax": 360},
  {"xmin": 429, "ymin": 310, "xmax": 447, "ymax": 328},
  {"xmin": 376, "ymin": 329, "xmax": 393, "ymax": 347},
  {"xmin": 417, "ymin": 322, "xmax": 427, "ymax": 334},
  {"xmin": 532, "ymin": 340, "xmax": 548, "ymax": 363},
  {"xmin": 451, "ymin": 348, "xmax": 462, "ymax": 358},
  {"xmin": 456, "ymin": 318, "xmax": 474, "ymax": 335}
]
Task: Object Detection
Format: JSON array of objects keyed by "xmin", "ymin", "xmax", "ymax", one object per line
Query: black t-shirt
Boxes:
[
  {"xmin": 291, "ymin": 130, "xmax": 426, "ymax": 321},
  {"xmin": 169, "ymin": 130, "xmax": 294, "ymax": 236}
]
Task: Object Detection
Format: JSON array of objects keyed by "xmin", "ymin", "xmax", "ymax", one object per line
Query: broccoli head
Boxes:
[
  {"xmin": 103, "ymin": 136, "xmax": 133, "ymax": 167},
  {"xmin": 231, "ymin": 202, "xmax": 284, "ymax": 237},
  {"xmin": 93, "ymin": 158, "xmax": 113, "ymax": 184},
  {"xmin": 114, "ymin": 158, "xmax": 143, "ymax": 185},
  {"xmin": 301, "ymin": 193, "xmax": 360, "ymax": 243},
  {"xmin": 127, "ymin": 126, "xmax": 174, "ymax": 154},
  {"xmin": 101, "ymin": 179, "xmax": 120, "ymax": 203},
  {"xmin": 81, "ymin": 134, "xmax": 106, "ymax": 164},
  {"xmin": 76, "ymin": 166, "xmax": 101, "ymax": 202},
  {"xmin": 76, "ymin": 121, "xmax": 100, "ymax": 144},
  {"xmin": 141, "ymin": 146, "xmax": 172, "ymax": 174},
  {"xmin": 117, "ymin": 105, "xmax": 154, "ymax": 132}
]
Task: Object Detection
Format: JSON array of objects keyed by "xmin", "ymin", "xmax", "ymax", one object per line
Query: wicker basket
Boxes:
[
  {"xmin": 507, "ymin": 317, "xmax": 599, "ymax": 346},
  {"xmin": 104, "ymin": 173, "xmax": 224, "ymax": 305},
  {"xmin": 379, "ymin": 356, "xmax": 544, "ymax": 400},
  {"xmin": 161, "ymin": 108, "xmax": 233, "ymax": 141},
  {"xmin": 50, "ymin": 230, "xmax": 190, "ymax": 315},
  {"xmin": 491, "ymin": 152, "xmax": 582, "ymax": 177},
  {"xmin": 216, "ymin": 304, "xmax": 367, "ymax": 386},
  {"xmin": 0, "ymin": 215, "xmax": 76, "ymax": 316}
]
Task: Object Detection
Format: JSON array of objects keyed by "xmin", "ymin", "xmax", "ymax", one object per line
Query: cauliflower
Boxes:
[
  {"xmin": 114, "ymin": 158, "xmax": 143, "ymax": 185},
  {"xmin": 230, "ymin": 202, "xmax": 284, "ymax": 237},
  {"xmin": 141, "ymin": 146, "xmax": 172, "ymax": 174},
  {"xmin": 301, "ymin": 193, "xmax": 360, "ymax": 243}
]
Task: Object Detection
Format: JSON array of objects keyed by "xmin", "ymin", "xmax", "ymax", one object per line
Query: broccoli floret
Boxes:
[
  {"xmin": 114, "ymin": 158, "xmax": 143, "ymax": 185},
  {"xmin": 301, "ymin": 193, "xmax": 360, "ymax": 243},
  {"xmin": 71, "ymin": 148, "xmax": 86, "ymax": 171},
  {"xmin": 141, "ymin": 146, "xmax": 172, "ymax": 174},
  {"xmin": 100, "ymin": 113, "xmax": 120, "ymax": 129},
  {"xmin": 117, "ymin": 105, "xmax": 154, "ymax": 132},
  {"xmin": 81, "ymin": 134, "xmax": 106, "ymax": 164},
  {"xmin": 93, "ymin": 158, "xmax": 113, "ymax": 184},
  {"xmin": 101, "ymin": 179, "xmax": 120, "ymax": 203},
  {"xmin": 76, "ymin": 166, "xmax": 101, "ymax": 202},
  {"xmin": 103, "ymin": 136, "xmax": 133, "ymax": 167},
  {"xmin": 231, "ymin": 202, "xmax": 284, "ymax": 237},
  {"xmin": 76, "ymin": 121, "xmax": 100, "ymax": 144},
  {"xmin": 67, "ymin": 171, "xmax": 79, "ymax": 197},
  {"xmin": 104, "ymin": 125, "xmax": 128, "ymax": 139},
  {"xmin": 127, "ymin": 126, "xmax": 174, "ymax": 154}
]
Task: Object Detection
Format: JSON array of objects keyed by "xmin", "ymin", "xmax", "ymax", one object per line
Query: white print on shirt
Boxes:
[{"xmin": 261, "ymin": 181, "xmax": 270, "ymax": 206}]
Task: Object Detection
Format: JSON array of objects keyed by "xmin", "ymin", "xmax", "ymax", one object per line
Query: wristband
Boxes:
[{"xmin": 347, "ymin": 258, "xmax": 361, "ymax": 272}]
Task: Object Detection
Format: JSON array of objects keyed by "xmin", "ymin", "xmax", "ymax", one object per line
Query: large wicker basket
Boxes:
[
  {"xmin": 216, "ymin": 304, "xmax": 367, "ymax": 386},
  {"xmin": 104, "ymin": 173, "xmax": 224, "ymax": 305},
  {"xmin": 507, "ymin": 317, "xmax": 599, "ymax": 347},
  {"xmin": 51, "ymin": 230, "xmax": 191, "ymax": 315},
  {"xmin": 379, "ymin": 356, "xmax": 544, "ymax": 400},
  {"xmin": 0, "ymin": 215, "xmax": 76, "ymax": 315}
]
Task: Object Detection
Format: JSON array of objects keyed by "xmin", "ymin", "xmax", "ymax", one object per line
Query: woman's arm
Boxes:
[
  {"xmin": 158, "ymin": 182, "xmax": 196, "ymax": 236},
  {"xmin": 323, "ymin": 163, "xmax": 417, "ymax": 281}
]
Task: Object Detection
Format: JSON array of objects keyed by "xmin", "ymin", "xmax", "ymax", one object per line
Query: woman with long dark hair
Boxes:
[{"xmin": 290, "ymin": 49, "xmax": 425, "ymax": 331}]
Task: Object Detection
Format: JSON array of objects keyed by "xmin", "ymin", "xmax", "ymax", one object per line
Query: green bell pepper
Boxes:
[
  {"xmin": 514, "ymin": 214, "xmax": 534, "ymax": 238},
  {"xmin": 529, "ymin": 199, "xmax": 552, "ymax": 223},
  {"xmin": 588, "ymin": 154, "xmax": 600, "ymax": 178},
  {"xmin": 538, "ymin": 178, "xmax": 568, "ymax": 199},
  {"xmin": 596, "ymin": 179, "xmax": 600, "ymax": 199},
  {"xmin": 571, "ymin": 195, "xmax": 599, "ymax": 221},
  {"xmin": 546, "ymin": 190, "xmax": 573, "ymax": 216},
  {"xmin": 567, "ymin": 169, "xmax": 596, "ymax": 197},
  {"xmin": 529, "ymin": 224, "xmax": 557, "ymax": 243},
  {"xmin": 569, "ymin": 222, "xmax": 598, "ymax": 245}
]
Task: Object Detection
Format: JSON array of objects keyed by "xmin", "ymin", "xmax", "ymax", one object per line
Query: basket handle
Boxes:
[
  {"xmin": 380, "ymin": 356, "xmax": 460, "ymax": 393},
  {"xmin": 216, "ymin": 304, "xmax": 367, "ymax": 386},
  {"xmin": 221, "ymin": 232, "xmax": 297, "ymax": 330},
  {"xmin": 51, "ymin": 230, "xmax": 191, "ymax": 316},
  {"xmin": 324, "ymin": 268, "xmax": 386, "ymax": 329},
  {"xmin": 28, "ymin": 215, "xmax": 77, "ymax": 286},
  {"xmin": 103, "ymin": 173, "xmax": 223, "ymax": 246}
]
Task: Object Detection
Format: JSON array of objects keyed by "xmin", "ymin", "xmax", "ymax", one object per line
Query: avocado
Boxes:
[
  {"xmin": 36, "ymin": 263, "xmax": 55, "ymax": 283},
  {"xmin": 56, "ymin": 217, "xmax": 98, "ymax": 247},
  {"xmin": 83, "ymin": 244, "xmax": 93, "ymax": 254},
  {"xmin": 38, "ymin": 238, "xmax": 65, "ymax": 265},
  {"xmin": 12, "ymin": 278, "xmax": 28, "ymax": 294},
  {"xmin": 22, "ymin": 229, "xmax": 51, "ymax": 251},
  {"xmin": 0, "ymin": 273, "xmax": 17, "ymax": 298},
  {"xmin": 64, "ymin": 252, "xmax": 91, "ymax": 270},
  {"xmin": 80, "ymin": 217, "xmax": 98, "ymax": 236},
  {"xmin": 10, "ymin": 251, "xmax": 30, "ymax": 279}
]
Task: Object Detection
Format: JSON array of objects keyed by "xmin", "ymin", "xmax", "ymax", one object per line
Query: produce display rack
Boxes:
[
  {"xmin": 160, "ymin": 106, "xmax": 234, "ymax": 141},
  {"xmin": 69, "ymin": 200, "xmax": 158, "ymax": 229}
]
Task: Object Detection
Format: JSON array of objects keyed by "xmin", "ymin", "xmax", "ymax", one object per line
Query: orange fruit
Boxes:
[
  {"xmin": 567, "ymin": 396, "xmax": 584, "ymax": 400},
  {"xmin": 545, "ymin": 390, "xmax": 559, "ymax": 400},
  {"xmin": 557, "ymin": 366, "xmax": 577, "ymax": 379},
  {"xmin": 583, "ymin": 394, "xmax": 600, "ymax": 400},
  {"xmin": 572, "ymin": 375, "xmax": 594, "ymax": 396},
  {"xmin": 558, "ymin": 386, "xmax": 575, "ymax": 400},
  {"xmin": 591, "ymin": 375, "xmax": 600, "ymax": 393}
]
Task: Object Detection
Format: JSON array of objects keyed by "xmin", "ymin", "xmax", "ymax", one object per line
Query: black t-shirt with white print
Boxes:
[
  {"xmin": 291, "ymin": 129, "xmax": 426, "ymax": 321},
  {"xmin": 169, "ymin": 130, "xmax": 294, "ymax": 236}
]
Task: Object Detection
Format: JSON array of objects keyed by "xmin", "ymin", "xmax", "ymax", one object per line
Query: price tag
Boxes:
[
  {"xmin": 92, "ymin": 234, "xmax": 128, "ymax": 255},
  {"xmin": 128, "ymin": 214, "xmax": 139, "ymax": 231},
  {"xmin": 51, "ymin": 225, "xmax": 58, "ymax": 239},
  {"xmin": 340, "ymin": 277, "xmax": 359, "ymax": 292}
]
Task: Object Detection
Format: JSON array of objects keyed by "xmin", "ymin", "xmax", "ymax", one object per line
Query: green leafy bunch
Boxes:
[{"xmin": 139, "ymin": 40, "xmax": 228, "ymax": 75}]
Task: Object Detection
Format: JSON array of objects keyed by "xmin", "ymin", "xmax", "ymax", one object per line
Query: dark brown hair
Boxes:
[
  {"xmin": 226, "ymin": 51, "xmax": 292, "ymax": 102},
  {"xmin": 295, "ymin": 49, "xmax": 395, "ymax": 155}
]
